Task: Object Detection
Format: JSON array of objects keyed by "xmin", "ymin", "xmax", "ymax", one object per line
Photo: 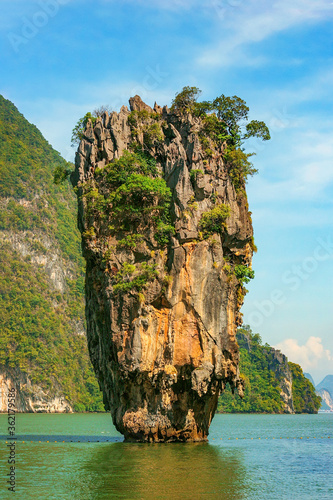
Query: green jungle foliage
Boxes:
[
  {"xmin": 218, "ymin": 326, "xmax": 284, "ymax": 413},
  {"xmin": 88, "ymin": 150, "xmax": 173, "ymax": 244},
  {"xmin": 234, "ymin": 265, "xmax": 255, "ymax": 285},
  {"xmin": 171, "ymin": 86, "xmax": 270, "ymax": 192},
  {"xmin": 113, "ymin": 262, "xmax": 159, "ymax": 294},
  {"xmin": 289, "ymin": 362, "xmax": 322, "ymax": 414},
  {"xmin": 199, "ymin": 204, "xmax": 231, "ymax": 237},
  {"xmin": 0, "ymin": 95, "xmax": 104, "ymax": 411}
]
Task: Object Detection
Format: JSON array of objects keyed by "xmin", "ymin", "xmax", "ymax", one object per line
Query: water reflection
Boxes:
[{"xmin": 73, "ymin": 442, "xmax": 248, "ymax": 499}]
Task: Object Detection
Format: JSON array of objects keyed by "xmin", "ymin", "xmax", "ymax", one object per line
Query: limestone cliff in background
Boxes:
[
  {"xmin": 0, "ymin": 94, "xmax": 103, "ymax": 413},
  {"xmin": 0, "ymin": 368, "xmax": 72, "ymax": 413},
  {"xmin": 73, "ymin": 95, "xmax": 254, "ymax": 441}
]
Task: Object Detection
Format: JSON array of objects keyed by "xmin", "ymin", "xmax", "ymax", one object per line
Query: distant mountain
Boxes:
[
  {"xmin": 303, "ymin": 374, "xmax": 333, "ymax": 411},
  {"xmin": 318, "ymin": 390, "xmax": 333, "ymax": 410},
  {"xmin": 316, "ymin": 375, "xmax": 333, "ymax": 395},
  {"xmin": 0, "ymin": 95, "xmax": 103, "ymax": 412},
  {"xmin": 316, "ymin": 375, "xmax": 333, "ymax": 411},
  {"xmin": 304, "ymin": 372, "xmax": 315, "ymax": 387}
]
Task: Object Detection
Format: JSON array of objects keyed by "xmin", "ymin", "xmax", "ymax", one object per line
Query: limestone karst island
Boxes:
[{"xmin": 70, "ymin": 88, "xmax": 268, "ymax": 442}]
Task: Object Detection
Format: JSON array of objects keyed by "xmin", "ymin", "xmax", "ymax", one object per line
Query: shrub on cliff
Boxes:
[
  {"xmin": 71, "ymin": 112, "xmax": 96, "ymax": 146},
  {"xmin": 87, "ymin": 150, "xmax": 172, "ymax": 237},
  {"xmin": 234, "ymin": 265, "xmax": 255, "ymax": 285},
  {"xmin": 71, "ymin": 106, "xmax": 112, "ymax": 146},
  {"xmin": 199, "ymin": 204, "xmax": 231, "ymax": 237}
]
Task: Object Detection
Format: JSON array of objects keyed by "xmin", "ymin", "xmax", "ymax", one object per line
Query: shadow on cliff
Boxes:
[{"xmin": 73, "ymin": 441, "xmax": 248, "ymax": 499}]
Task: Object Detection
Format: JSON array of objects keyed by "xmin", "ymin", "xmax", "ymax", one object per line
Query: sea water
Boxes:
[{"xmin": 0, "ymin": 413, "xmax": 332, "ymax": 499}]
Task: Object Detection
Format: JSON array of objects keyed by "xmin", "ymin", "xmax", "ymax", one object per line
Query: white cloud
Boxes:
[
  {"xmin": 196, "ymin": 0, "xmax": 333, "ymax": 68},
  {"xmin": 276, "ymin": 336, "xmax": 332, "ymax": 371}
]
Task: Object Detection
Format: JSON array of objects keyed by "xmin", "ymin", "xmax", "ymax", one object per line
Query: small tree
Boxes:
[
  {"xmin": 169, "ymin": 87, "xmax": 271, "ymax": 190},
  {"xmin": 71, "ymin": 112, "xmax": 96, "ymax": 147},
  {"xmin": 243, "ymin": 120, "xmax": 271, "ymax": 141},
  {"xmin": 93, "ymin": 105, "xmax": 113, "ymax": 117},
  {"xmin": 213, "ymin": 94, "xmax": 249, "ymax": 136},
  {"xmin": 170, "ymin": 86, "xmax": 202, "ymax": 114},
  {"xmin": 53, "ymin": 162, "xmax": 73, "ymax": 184},
  {"xmin": 71, "ymin": 105, "xmax": 112, "ymax": 147}
]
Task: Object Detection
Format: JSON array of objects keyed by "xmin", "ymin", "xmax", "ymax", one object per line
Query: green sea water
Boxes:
[{"xmin": 0, "ymin": 413, "xmax": 332, "ymax": 499}]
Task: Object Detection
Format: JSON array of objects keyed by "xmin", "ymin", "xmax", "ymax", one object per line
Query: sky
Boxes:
[{"xmin": 0, "ymin": 0, "xmax": 332, "ymax": 383}]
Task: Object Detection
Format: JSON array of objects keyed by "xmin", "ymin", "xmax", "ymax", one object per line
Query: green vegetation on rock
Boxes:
[
  {"xmin": 289, "ymin": 362, "xmax": 322, "ymax": 414},
  {"xmin": 234, "ymin": 265, "xmax": 255, "ymax": 285},
  {"xmin": 170, "ymin": 86, "xmax": 270, "ymax": 192},
  {"xmin": 84, "ymin": 149, "xmax": 173, "ymax": 247},
  {"xmin": 199, "ymin": 204, "xmax": 230, "ymax": 237},
  {"xmin": 113, "ymin": 262, "xmax": 159, "ymax": 294},
  {"xmin": 71, "ymin": 106, "xmax": 112, "ymax": 147}
]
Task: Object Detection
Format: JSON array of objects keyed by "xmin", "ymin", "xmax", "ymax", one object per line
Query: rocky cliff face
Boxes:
[
  {"xmin": 0, "ymin": 368, "xmax": 72, "ymax": 413},
  {"xmin": 265, "ymin": 347, "xmax": 294, "ymax": 413},
  {"xmin": 73, "ymin": 96, "xmax": 254, "ymax": 441}
]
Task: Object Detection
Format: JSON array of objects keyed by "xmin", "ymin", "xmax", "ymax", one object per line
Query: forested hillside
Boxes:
[
  {"xmin": 289, "ymin": 363, "xmax": 323, "ymax": 413},
  {"xmin": 0, "ymin": 95, "xmax": 103, "ymax": 411},
  {"xmin": 217, "ymin": 326, "xmax": 321, "ymax": 414}
]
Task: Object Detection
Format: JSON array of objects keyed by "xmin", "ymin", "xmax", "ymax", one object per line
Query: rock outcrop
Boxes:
[
  {"xmin": 73, "ymin": 96, "xmax": 254, "ymax": 441},
  {"xmin": 0, "ymin": 368, "xmax": 72, "ymax": 413}
]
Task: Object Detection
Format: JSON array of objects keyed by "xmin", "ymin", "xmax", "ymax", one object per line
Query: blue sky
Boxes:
[{"xmin": 1, "ymin": 0, "xmax": 332, "ymax": 382}]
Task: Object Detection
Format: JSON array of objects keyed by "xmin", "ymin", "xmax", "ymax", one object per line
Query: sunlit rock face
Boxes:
[{"xmin": 72, "ymin": 96, "xmax": 253, "ymax": 442}]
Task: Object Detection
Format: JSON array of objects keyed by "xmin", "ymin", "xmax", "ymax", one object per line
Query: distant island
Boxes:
[{"xmin": 217, "ymin": 326, "xmax": 322, "ymax": 414}]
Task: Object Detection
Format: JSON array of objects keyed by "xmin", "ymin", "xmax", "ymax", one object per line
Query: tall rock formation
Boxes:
[{"xmin": 73, "ymin": 96, "xmax": 254, "ymax": 441}]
